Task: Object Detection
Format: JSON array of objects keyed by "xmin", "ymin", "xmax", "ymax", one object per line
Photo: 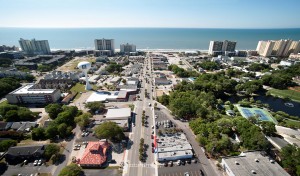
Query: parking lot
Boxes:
[
  {"xmin": 154, "ymin": 110, "xmax": 178, "ymax": 133},
  {"xmin": 158, "ymin": 160, "xmax": 204, "ymax": 176}
]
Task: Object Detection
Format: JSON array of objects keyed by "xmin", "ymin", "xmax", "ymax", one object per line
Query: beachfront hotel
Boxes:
[
  {"xmin": 120, "ymin": 43, "xmax": 136, "ymax": 54},
  {"xmin": 19, "ymin": 38, "xmax": 51, "ymax": 55},
  {"xmin": 94, "ymin": 38, "xmax": 115, "ymax": 56},
  {"xmin": 256, "ymin": 39, "xmax": 300, "ymax": 57},
  {"xmin": 208, "ymin": 40, "xmax": 237, "ymax": 56}
]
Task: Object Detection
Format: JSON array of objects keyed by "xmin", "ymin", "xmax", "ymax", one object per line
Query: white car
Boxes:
[
  {"xmin": 38, "ymin": 159, "xmax": 42, "ymax": 166},
  {"xmin": 148, "ymin": 103, "xmax": 151, "ymax": 106},
  {"xmin": 33, "ymin": 160, "xmax": 38, "ymax": 166},
  {"xmin": 133, "ymin": 123, "xmax": 135, "ymax": 127}
]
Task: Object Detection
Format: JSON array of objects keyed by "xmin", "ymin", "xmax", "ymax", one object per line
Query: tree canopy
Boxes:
[
  {"xmin": 280, "ymin": 144, "xmax": 300, "ymax": 176},
  {"xmin": 85, "ymin": 102, "xmax": 105, "ymax": 113},
  {"xmin": 59, "ymin": 164, "xmax": 83, "ymax": 176},
  {"xmin": 45, "ymin": 103, "xmax": 63, "ymax": 119},
  {"xmin": 106, "ymin": 62, "xmax": 123, "ymax": 73},
  {"xmin": 44, "ymin": 143, "xmax": 60, "ymax": 160},
  {"xmin": 0, "ymin": 139, "xmax": 17, "ymax": 152},
  {"xmin": 94, "ymin": 121, "xmax": 125, "ymax": 142},
  {"xmin": 0, "ymin": 104, "xmax": 36, "ymax": 122},
  {"xmin": 0, "ymin": 77, "xmax": 21, "ymax": 97},
  {"xmin": 75, "ymin": 113, "xmax": 92, "ymax": 129},
  {"xmin": 198, "ymin": 61, "xmax": 221, "ymax": 71}
]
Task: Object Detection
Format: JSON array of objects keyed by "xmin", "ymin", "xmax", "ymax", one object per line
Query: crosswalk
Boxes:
[{"xmin": 159, "ymin": 170, "xmax": 202, "ymax": 176}]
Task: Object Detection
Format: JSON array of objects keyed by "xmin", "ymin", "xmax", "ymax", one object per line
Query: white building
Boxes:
[
  {"xmin": 156, "ymin": 133, "xmax": 194, "ymax": 162},
  {"xmin": 6, "ymin": 84, "xmax": 61, "ymax": 104},
  {"xmin": 222, "ymin": 151, "xmax": 290, "ymax": 176},
  {"xmin": 94, "ymin": 38, "xmax": 115, "ymax": 56},
  {"xmin": 120, "ymin": 43, "xmax": 136, "ymax": 53},
  {"xmin": 19, "ymin": 38, "xmax": 51, "ymax": 55}
]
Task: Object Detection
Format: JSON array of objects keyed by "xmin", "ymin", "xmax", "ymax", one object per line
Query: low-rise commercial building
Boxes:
[
  {"xmin": 156, "ymin": 133, "xmax": 193, "ymax": 162},
  {"xmin": 6, "ymin": 84, "xmax": 61, "ymax": 104},
  {"xmin": 79, "ymin": 141, "xmax": 110, "ymax": 168},
  {"xmin": 5, "ymin": 145, "xmax": 45, "ymax": 164},
  {"xmin": 86, "ymin": 91, "xmax": 128, "ymax": 103},
  {"xmin": 155, "ymin": 78, "xmax": 171, "ymax": 85},
  {"xmin": 221, "ymin": 151, "xmax": 290, "ymax": 176}
]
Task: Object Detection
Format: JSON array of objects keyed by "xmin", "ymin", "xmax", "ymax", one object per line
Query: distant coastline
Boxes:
[{"xmin": 1, "ymin": 28, "xmax": 300, "ymax": 50}]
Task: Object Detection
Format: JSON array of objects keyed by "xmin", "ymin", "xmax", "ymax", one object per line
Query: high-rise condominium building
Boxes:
[
  {"xmin": 120, "ymin": 43, "xmax": 136, "ymax": 53},
  {"xmin": 94, "ymin": 39, "xmax": 115, "ymax": 56},
  {"xmin": 208, "ymin": 40, "xmax": 237, "ymax": 55},
  {"xmin": 19, "ymin": 38, "xmax": 51, "ymax": 55},
  {"xmin": 256, "ymin": 39, "xmax": 300, "ymax": 57}
]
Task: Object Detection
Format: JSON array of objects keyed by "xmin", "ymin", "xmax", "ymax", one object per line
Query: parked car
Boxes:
[
  {"xmin": 184, "ymin": 172, "xmax": 190, "ymax": 176},
  {"xmin": 200, "ymin": 169, "xmax": 205, "ymax": 176},
  {"xmin": 169, "ymin": 161, "xmax": 173, "ymax": 167},
  {"xmin": 176, "ymin": 160, "xmax": 181, "ymax": 166},
  {"xmin": 38, "ymin": 159, "xmax": 43, "ymax": 166},
  {"xmin": 164, "ymin": 162, "xmax": 168, "ymax": 167},
  {"xmin": 33, "ymin": 160, "xmax": 38, "ymax": 166}
]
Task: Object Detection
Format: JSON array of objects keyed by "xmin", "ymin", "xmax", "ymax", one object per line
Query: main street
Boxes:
[{"xmin": 125, "ymin": 53, "xmax": 157, "ymax": 176}]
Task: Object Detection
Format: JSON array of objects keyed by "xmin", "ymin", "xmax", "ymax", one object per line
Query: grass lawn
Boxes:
[
  {"xmin": 70, "ymin": 83, "xmax": 98, "ymax": 100},
  {"xmin": 18, "ymin": 139, "xmax": 50, "ymax": 146},
  {"xmin": 69, "ymin": 57, "xmax": 96, "ymax": 71},
  {"xmin": 268, "ymin": 89, "xmax": 300, "ymax": 102},
  {"xmin": 282, "ymin": 119, "xmax": 300, "ymax": 129},
  {"xmin": 0, "ymin": 100, "xmax": 8, "ymax": 106},
  {"xmin": 70, "ymin": 83, "xmax": 86, "ymax": 100}
]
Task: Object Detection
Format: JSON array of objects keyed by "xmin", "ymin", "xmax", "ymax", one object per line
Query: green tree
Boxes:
[
  {"xmin": 85, "ymin": 102, "xmax": 105, "ymax": 113},
  {"xmin": 4, "ymin": 110, "xmax": 18, "ymax": 121},
  {"xmin": 0, "ymin": 139, "xmax": 17, "ymax": 152},
  {"xmin": 59, "ymin": 164, "xmax": 83, "ymax": 176},
  {"xmin": 94, "ymin": 121, "xmax": 125, "ymax": 142},
  {"xmin": 74, "ymin": 113, "xmax": 92, "ymax": 129},
  {"xmin": 45, "ymin": 125, "xmax": 58, "ymax": 139},
  {"xmin": 57, "ymin": 123, "xmax": 69, "ymax": 138},
  {"xmin": 260, "ymin": 121, "xmax": 276, "ymax": 136},
  {"xmin": 31, "ymin": 127, "xmax": 46, "ymax": 140},
  {"xmin": 281, "ymin": 144, "xmax": 300, "ymax": 176},
  {"xmin": 45, "ymin": 103, "xmax": 63, "ymax": 119},
  {"xmin": 44, "ymin": 143, "xmax": 60, "ymax": 160}
]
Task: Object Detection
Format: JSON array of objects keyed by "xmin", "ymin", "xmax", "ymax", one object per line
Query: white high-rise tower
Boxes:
[{"xmin": 77, "ymin": 61, "xmax": 92, "ymax": 90}]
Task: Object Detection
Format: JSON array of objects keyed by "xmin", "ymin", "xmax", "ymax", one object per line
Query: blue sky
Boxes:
[{"xmin": 0, "ymin": 0, "xmax": 300, "ymax": 28}]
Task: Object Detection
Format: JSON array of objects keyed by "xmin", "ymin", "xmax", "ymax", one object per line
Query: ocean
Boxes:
[{"xmin": 1, "ymin": 28, "xmax": 300, "ymax": 50}]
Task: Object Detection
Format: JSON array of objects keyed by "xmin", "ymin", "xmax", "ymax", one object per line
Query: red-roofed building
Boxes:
[{"xmin": 79, "ymin": 141, "xmax": 109, "ymax": 168}]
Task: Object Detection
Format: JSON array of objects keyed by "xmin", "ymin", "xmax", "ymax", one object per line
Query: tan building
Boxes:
[
  {"xmin": 6, "ymin": 84, "xmax": 61, "ymax": 104},
  {"xmin": 257, "ymin": 39, "xmax": 300, "ymax": 57},
  {"xmin": 283, "ymin": 40, "xmax": 300, "ymax": 57},
  {"xmin": 256, "ymin": 40, "xmax": 275, "ymax": 57}
]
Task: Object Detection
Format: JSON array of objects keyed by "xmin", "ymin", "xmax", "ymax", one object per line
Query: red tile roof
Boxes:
[{"xmin": 79, "ymin": 141, "xmax": 109, "ymax": 166}]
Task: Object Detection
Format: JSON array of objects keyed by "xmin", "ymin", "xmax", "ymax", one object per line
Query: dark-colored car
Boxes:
[{"xmin": 200, "ymin": 169, "xmax": 205, "ymax": 176}]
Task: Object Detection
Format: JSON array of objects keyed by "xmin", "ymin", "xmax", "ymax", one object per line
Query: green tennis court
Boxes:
[{"xmin": 236, "ymin": 105, "xmax": 277, "ymax": 124}]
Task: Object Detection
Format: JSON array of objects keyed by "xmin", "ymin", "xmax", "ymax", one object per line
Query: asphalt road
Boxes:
[{"xmin": 126, "ymin": 54, "xmax": 157, "ymax": 176}]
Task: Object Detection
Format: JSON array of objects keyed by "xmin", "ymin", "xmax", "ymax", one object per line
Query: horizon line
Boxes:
[{"xmin": 1, "ymin": 26, "xmax": 300, "ymax": 30}]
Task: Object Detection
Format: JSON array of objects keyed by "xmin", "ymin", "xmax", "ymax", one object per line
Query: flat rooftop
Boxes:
[
  {"xmin": 86, "ymin": 91, "xmax": 119, "ymax": 102},
  {"xmin": 222, "ymin": 151, "xmax": 290, "ymax": 176},
  {"xmin": 9, "ymin": 84, "xmax": 56, "ymax": 94},
  {"xmin": 105, "ymin": 108, "xmax": 131, "ymax": 119},
  {"xmin": 157, "ymin": 150, "xmax": 193, "ymax": 160}
]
